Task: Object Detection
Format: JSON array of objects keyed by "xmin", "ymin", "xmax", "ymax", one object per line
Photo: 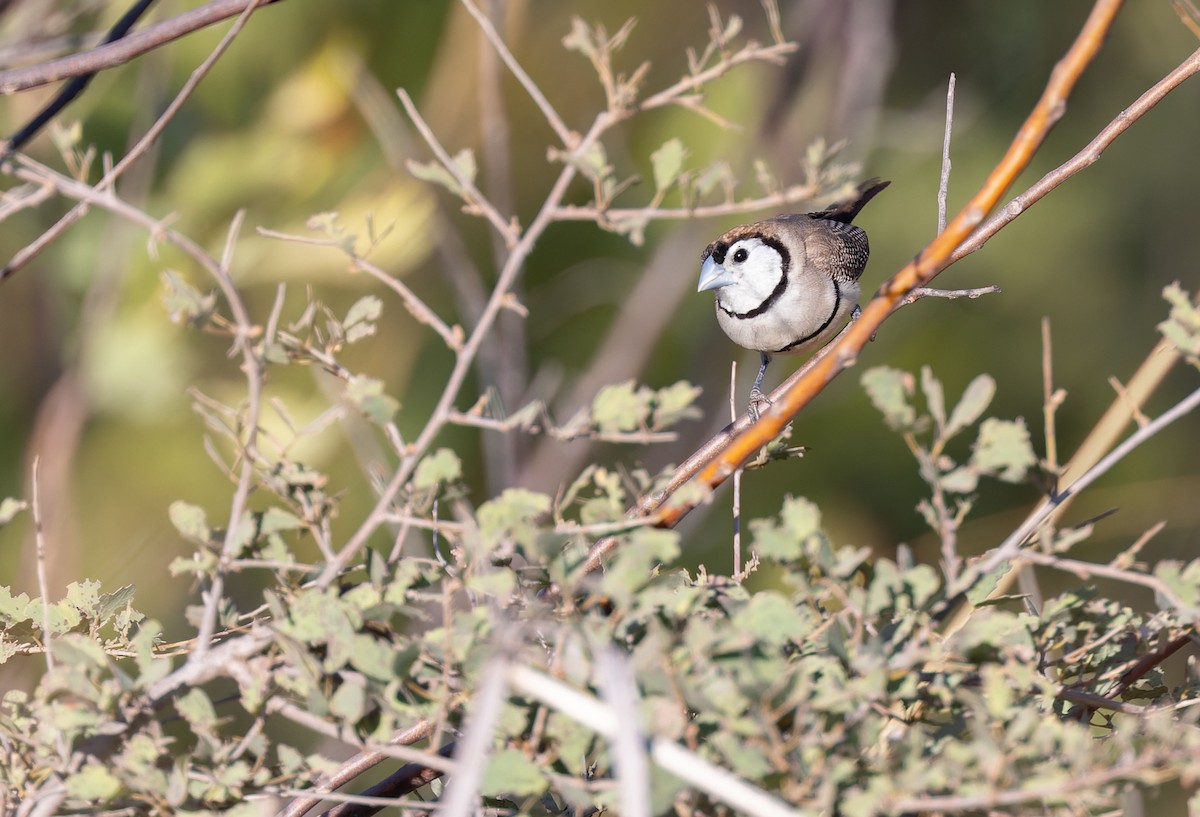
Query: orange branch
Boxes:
[{"xmin": 580, "ymin": 0, "xmax": 1129, "ymax": 574}]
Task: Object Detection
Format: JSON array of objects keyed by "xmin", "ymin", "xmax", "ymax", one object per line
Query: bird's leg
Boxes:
[{"xmin": 748, "ymin": 352, "xmax": 772, "ymax": 422}]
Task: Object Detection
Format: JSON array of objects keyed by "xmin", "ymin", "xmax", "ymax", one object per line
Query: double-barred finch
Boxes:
[{"xmin": 697, "ymin": 178, "xmax": 890, "ymax": 419}]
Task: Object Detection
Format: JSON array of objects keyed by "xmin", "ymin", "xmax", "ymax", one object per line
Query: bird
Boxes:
[{"xmin": 697, "ymin": 178, "xmax": 889, "ymax": 420}]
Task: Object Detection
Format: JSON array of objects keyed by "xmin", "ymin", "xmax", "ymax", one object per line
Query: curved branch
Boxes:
[{"xmin": 0, "ymin": 0, "xmax": 285, "ymax": 94}]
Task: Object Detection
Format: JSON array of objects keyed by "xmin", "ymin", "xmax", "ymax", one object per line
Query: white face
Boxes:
[{"xmin": 712, "ymin": 236, "xmax": 786, "ymax": 315}]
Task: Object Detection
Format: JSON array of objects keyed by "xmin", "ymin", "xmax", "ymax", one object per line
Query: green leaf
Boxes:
[
  {"xmin": 732, "ymin": 591, "xmax": 812, "ymax": 645},
  {"xmin": 570, "ymin": 141, "xmax": 611, "ymax": 182},
  {"xmin": 0, "ymin": 586, "xmax": 32, "ymax": 628},
  {"xmin": 693, "ymin": 160, "xmax": 733, "ymax": 200},
  {"xmin": 176, "ymin": 687, "xmax": 218, "ymax": 733},
  {"xmin": 414, "ymin": 448, "xmax": 462, "ymax": 490},
  {"xmin": 0, "ymin": 497, "xmax": 27, "ymax": 527},
  {"xmin": 600, "ymin": 528, "xmax": 680, "ymax": 606},
  {"xmin": 160, "ymin": 270, "xmax": 216, "ymax": 326},
  {"xmin": 329, "ymin": 680, "xmax": 366, "ymax": 723},
  {"xmin": 350, "ymin": 634, "xmax": 397, "ymax": 681},
  {"xmin": 344, "ymin": 295, "xmax": 382, "ymax": 343},
  {"xmin": 946, "ymin": 374, "xmax": 996, "ymax": 438},
  {"xmin": 561, "ymin": 17, "xmax": 597, "ymax": 58},
  {"xmin": 1153, "ymin": 560, "xmax": 1200, "ymax": 613},
  {"xmin": 66, "ymin": 762, "xmax": 123, "ymax": 801},
  {"xmin": 652, "ymin": 380, "xmax": 702, "ymax": 429},
  {"xmin": 476, "ymin": 488, "xmax": 552, "ymax": 552},
  {"xmin": 939, "ymin": 466, "xmax": 978, "ymax": 494},
  {"xmin": 920, "ymin": 366, "xmax": 946, "ymax": 432},
  {"xmin": 1158, "ymin": 282, "xmax": 1200, "ymax": 357},
  {"xmin": 651, "ymin": 138, "xmax": 688, "ymax": 191},
  {"xmin": 480, "ymin": 748, "xmax": 547, "ymax": 797},
  {"xmin": 592, "ymin": 380, "xmax": 651, "ymax": 433},
  {"xmin": 405, "ymin": 149, "xmax": 476, "ymax": 197},
  {"xmin": 750, "ymin": 495, "xmax": 822, "ymax": 561},
  {"xmin": 972, "ymin": 417, "xmax": 1036, "ymax": 482},
  {"xmin": 861, "ymin": 366, "xmax": 916, "ymax": 430},
  {"xmin": 347, "ymin": 375, "xmax": 399, "ymax": 424},
  {"xmin": 169, "ymin": 501, "xmax": 210, "ymax": 544},
  {"xmin": 260, "ymin": 507, "xmax": 302, "ymax": 535}
]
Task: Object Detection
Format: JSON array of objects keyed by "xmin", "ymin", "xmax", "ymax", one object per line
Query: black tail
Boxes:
[{"xmin": 815, "ymin": 178, "xmax": 890, "ymax": 224}]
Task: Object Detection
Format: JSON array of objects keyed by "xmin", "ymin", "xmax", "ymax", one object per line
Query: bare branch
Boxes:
[
  {"xmin": 937, "ymin": 72, "xmax": 956, "ymax": 234},
  {"xmin": 0, "ymin": 0, "xmax": 286, "ymax": 94},
  {"xmin": 951, "ymin": 43, "xmax": 1200, "ymax": 265},
  {"xmin": 459, "ymin": 0, "xmax": 574, "ymax": 147},
  {"xmin": 397, "ymin": 88, "xmax": 518, "ymax": 246}
]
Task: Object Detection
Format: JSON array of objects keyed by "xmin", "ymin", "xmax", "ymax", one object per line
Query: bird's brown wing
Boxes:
[{"xmin": 798, "ymin": 217, "xmax": 871, "ymax": 284}]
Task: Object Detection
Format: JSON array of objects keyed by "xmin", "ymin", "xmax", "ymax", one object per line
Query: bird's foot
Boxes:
[{"xmin": 748, "ymin": 388, "xmax": 772, "ymax": 422}]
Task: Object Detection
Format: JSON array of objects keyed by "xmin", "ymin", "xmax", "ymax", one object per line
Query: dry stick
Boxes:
[
  {"xmin": 397, "ymin": 90, "xmax": 516, "ymax": 245},
  {"xmin": 576, "ymin": 0, "xmax": 1200, "ymax": 575},
  {"xmin": 0, "ymin": 0, "xmax": 285, "ymax": 93},
  {"xmin": 1015, "ymin": 549, "xmax": 1191, "ymax": 611},
  {"xmin": 190, "ymin": 211, "xmax": 267, "ymax": 661},
  {"xmin": 938, "ymin": 337, "xmax": 1182, "ymax": 639},
  {"xmin": 935, "ymin": 71, "xmax": 959, "ymax": 580},
  {"xmin": 314, "ymin": 110, "xmax": 613, "ymax": 588},
  {"xmin": 945, "ymin": 384, "xmax": 1200, "ymax": 605},
  {"xmin": 937, "ymin": 72, "xmax": 956, "ymax": 235},
  {"xmin": 276, "ymin": 719, "xmax": 438, "ymax": 817},
  {"xmin": 31, "ymin": 458, "xmax": 53, "ymax": 679},
  {"xmin": 459, "ymin": 0, "xmax": 574, "ymax": 147},
  {"xmin": 730, "ymin": 361, "xmax": 742, "ymax": 579},
  {"xmin": 0, "ymin": 0, "xmax": 272, "ymax": 284},
  {"xmin": 951, "ymin": 43, "xmax": 1200, "ymax": 265}
]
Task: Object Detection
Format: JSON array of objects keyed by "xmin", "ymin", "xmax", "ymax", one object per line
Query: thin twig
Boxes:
[
  {"xmin": 552, "ymin": 185, "xmax": 821, "ymax": 223},
  {"xmin": 947, "ymin": 384, "xmax": 1200, "ymax": 605},
  {"xmin": 256, "ymin": 227, "xmax": 463, "ymax": 351},
  {"xmin": 729, "ymin": 361, "xmax": 742, "ymax": 579},
  {"xmin": 192, "ymin": 210, "xmax": 265, "ymax": 661},
  {"xmin": 0, "ymin": 0, "xmax": 284, "ymax": 93},
  {"xmin": 397, "ymin": 88, "xmax": 517, "ymax": 246},
  {"xmin": 950, "ymin": 43, "xmax": 1200, "ymax": 265},
  {"xmin": 275, "ymin": 719, "xmax": 438, "ymax": 817},
  {"xmin": 899, "ymin": 284, "xmax": 1001, "ymax": 306},
  {"xmin": 31, "ymin": 458, "xmax": 53, "ymax": 675},
  {"xmin": 459, "ymin": 0, "xmax": 574, "ymax": 147},
  {"xmin": 638, "ymin": 41, "xmax": 797, "ymax": 112},
  {"xmin": 1016, "ymin": 549, "xmax": 1191, "ymax": 611},
  {"xmin": 937, "ymin": 73, "xmax": 956, "ymax": 235}
]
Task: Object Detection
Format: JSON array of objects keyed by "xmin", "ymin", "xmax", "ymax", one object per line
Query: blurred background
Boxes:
[{"xmin": 1, "ymin": 0, "xmax": 1198, "ymax": 632}]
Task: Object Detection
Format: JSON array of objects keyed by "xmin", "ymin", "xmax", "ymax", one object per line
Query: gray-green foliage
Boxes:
[{"xmin": 4, "ymin": 9, "xmax": 1200, "ymax": 817}]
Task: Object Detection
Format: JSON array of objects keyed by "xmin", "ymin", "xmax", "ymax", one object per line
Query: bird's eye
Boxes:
[{"xmin": 732, "ymin": 247, "xmax": 749, "ymax": 263}]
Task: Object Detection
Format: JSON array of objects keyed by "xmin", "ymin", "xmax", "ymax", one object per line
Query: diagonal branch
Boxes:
[
  {"xmin": 0, "ymin": 0, "xmax": 286, "ymax": 94},
  {"xmin": 580, "ymin": 0, "xmax": 1165, "ymax": 573}
]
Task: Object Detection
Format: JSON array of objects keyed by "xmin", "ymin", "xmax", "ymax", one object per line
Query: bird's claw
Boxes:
[{"xmin": 748, "ymin": 388, "xmax": 772, "ymax": 422}]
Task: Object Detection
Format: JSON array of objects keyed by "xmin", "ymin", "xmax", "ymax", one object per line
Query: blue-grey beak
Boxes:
[{"xmin": 698, "ymin": 255, "xmax": 736, "ymax": 293}]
